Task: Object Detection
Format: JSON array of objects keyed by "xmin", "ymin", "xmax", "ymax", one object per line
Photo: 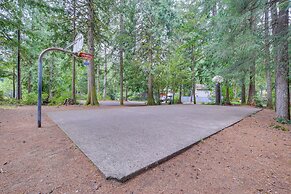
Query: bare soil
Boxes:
[{"xmin": 0, "ymin": 105, "xmax": 290, "ymax": 194}]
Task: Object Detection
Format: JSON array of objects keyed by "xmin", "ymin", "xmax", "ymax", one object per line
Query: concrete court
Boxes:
[
  {"xmin": 48, "ymin": 105, "xmax": 260, "ymax": 182},
  {"xmin": 99, "ymin": 100, "xmax": 146, "ymax": 106}
]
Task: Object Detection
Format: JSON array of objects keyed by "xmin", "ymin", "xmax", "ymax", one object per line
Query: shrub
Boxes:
[
  {"xmin": 201, "ymin": 102, "xmax": 216, "ymax": 105},
  {"xmin": 22, "ymin": 92, "xmax": 49, "ymax": 105},
  {"xmin": 0, "ymin": 97, "xmax": 19, "ymax": 105},
  {"xmin": 276, "ymin": 117, "xmax": 291, "ymax": 125},
  {"xmin": 270, "ymin": 124, "xmax": 289, "ymax": 131},
  {"xmin": 22, "ymin": 93, "xmax": 38, "ymax": 105},
  {"xmin": 49, "ymin": 91, "xmax": 71, "ymax": 105},
  {"xmin": 0, "ymin": 91, "xmax": 3, "ymax": 101},
  {"xmin": 254, "ymin": 95, "xmax": 264, "ymax": 108}
]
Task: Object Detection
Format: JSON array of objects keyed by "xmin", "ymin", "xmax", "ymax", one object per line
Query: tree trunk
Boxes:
[
  {"xmin": 247, "ymin": 64, "xmax": 256, "ymax": 105},
  {"xmin": 215, "ymin": 83, "xmax": 221, "ymax": 105},
  {"xmin": 72, "ymin": 0, "xmax": 76, "ymax": 104},
  {"xmin": 233, "ymin": 83, "xmax": 237, "ymax": 99},
  {"xmin": 191, "ymin": 47, "xmax": 196, "ymax": 104},
  {"xmin": 190, "ymin": 89, "xmax": 192, "ymax": 102},
  {"xmin": 72, "ymin": 57, "xmax": 76, "ymax": 102},
  {"xmin": 172, "ymin": 92, "xmax": 175, "ymax": 104},
  {"xmin": 27, "ymin": 70, "xmax": 31, "ymax": 94},
  {"xmin": 103, "ymin": 45, "xmax": 107, "ymax": 100},
  {"xmin": 241, "ymin": 76, "xmax": 246, "ymax": 104},
  {"xmin": 17, "ymin": 29, "xmax": 21, "ymax": 100},
  {"xmin": 271, "ymin": 0, "xmax": 278, "ymax": 110},
  {"xmin": 191, "ymin": 73, "xmax": 196, "ymax": 104},
  {"xmin": 156, "ymin": 88, "xmax": 161, "ymax": 105},
  {"xmin": 177, "ymin": 85, "xmax": 182, "ymax": 104},
  {"xmin": 12, "ymin": 67, "xmax": 15, "ymax": 98},
  {"xmin": 96, "ymin": 59, "xmax": 100, "ymax": 96},
  {"xmin": 275, "ymin": 0, "xmax": 289, "ymax": 120},
  {"xmin": 119, "ymin": 0, "xmax": 124, "ymax": 105},
  {"xmin": 147, "ymin": 72, "xmax": 155, "ymax": 105},
  {"xmin": 86, "ymin": 0, "xmax": 98, "ymax": 105},
  {"xmin": 147, "ymin": 37, "xmax": 155, "ymax": 105},
  {"xmin": 225, "ymin": 81, "xmax": 230, "ymax": 105},
  {"xmin": 125, "ymin": 86, "xmax": 128, "ymax": 101},
  {"xmin": 271, "ymin": 0, "xmax": 279, "ymax": 64},
  {"xmin": 247, "ymin": 12, "xmax": 256, "ymax": 105},
  {"xmin": 265, "ymin": 4, "xmax": 273, "ymax": 109},
  {"xmin": 192, "ymin": 83, "xmax": 196, "ymax": 104}
]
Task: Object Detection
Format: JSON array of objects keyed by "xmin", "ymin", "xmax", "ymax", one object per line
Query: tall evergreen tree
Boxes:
[{"xmin": 275, "ymin": 0, "xmax": 289, "ymax": 120}]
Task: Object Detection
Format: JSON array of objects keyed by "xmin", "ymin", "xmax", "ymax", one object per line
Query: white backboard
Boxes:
[{"xmin": 73, "ymin": 33, "xmax": 84, "ymax": 53}]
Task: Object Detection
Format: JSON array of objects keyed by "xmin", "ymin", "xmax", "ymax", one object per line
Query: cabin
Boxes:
[{"xmin": 182, "ymin": 84, "xmax": 212, "ymax": 104}]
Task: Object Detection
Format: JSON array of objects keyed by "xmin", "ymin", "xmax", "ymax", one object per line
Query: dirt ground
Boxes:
[{"xmin": 0, "ymin": 105, "xmax": 290, "ymax": 194}]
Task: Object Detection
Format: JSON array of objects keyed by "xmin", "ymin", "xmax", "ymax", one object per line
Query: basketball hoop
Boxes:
[
  {"xmin": 78, "ymin": 52, "xmax": 94, "ymax": 60},
  {"xmin": 65, "ymin": 33, "xmax": 93, "ymax": 61},
  {"xmin": 37, "ymin": 33, "xmax": 95, "ymax": 128},
  {"xmin": 77, "ymin": 52, "xmax": 94, "ymax": 66}
]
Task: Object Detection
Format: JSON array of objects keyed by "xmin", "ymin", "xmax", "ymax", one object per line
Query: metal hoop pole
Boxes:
[{"xmin": 37, "ymin": 48, "xmax": 73, "ymax": 128}]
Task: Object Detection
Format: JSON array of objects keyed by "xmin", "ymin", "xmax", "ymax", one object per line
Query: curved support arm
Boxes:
[{"xmin": 37, "ymin": 48, "xmax": 74, "ymax": 128}]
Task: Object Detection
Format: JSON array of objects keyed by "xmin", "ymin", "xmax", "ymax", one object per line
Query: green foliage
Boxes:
[
  {"xmin": 22, "ymin": 92, "xmax": 48, "ymax": 105},
  {"xmin": 22, "ymin": 92, "xmax": 38, "ymax": 105},
  {"xmin": 0, "ymin": 98, "xmax": 20, "ymax": 106},
  {"xmin": 270, "ymin": 124, "xmax": 289, "ymax": 132},
  {"xmin": 275, "ymin": 118, "xmax": 291, "ymax": 125},
  {"xmin": 254, "ymin": 95, "xmax": 264, "ymax": 108},
  {"xmin": 0, "ymin": 91, "xmax": 3, "ymax": 101},
  {"xmin": 201, "ymin": 102, "xmax": 216, "ymax": 105},
  {"xmin": 172, "ymin": 95, "xmax": 178, "ymax": 104},
  {"xmin": 231, "ymin": 100, "xmax": 241, "ymax": 105},
  {"xmin": 49, "ymin": 92, "xmax": 71, "ymax": 106},
  {"xmin": 103, "ymin": 95, "xmax": 112, "ymax": 101}
]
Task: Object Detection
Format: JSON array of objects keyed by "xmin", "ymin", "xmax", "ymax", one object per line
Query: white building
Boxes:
[{"xmin": 182, "ymin": 84, "xmax": 212, "ymax": 104}]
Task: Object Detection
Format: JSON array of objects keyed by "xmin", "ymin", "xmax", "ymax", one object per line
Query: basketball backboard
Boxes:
[{"xmin": 73, "ymin": 33, "xmax": 84, "ymax": 53}]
